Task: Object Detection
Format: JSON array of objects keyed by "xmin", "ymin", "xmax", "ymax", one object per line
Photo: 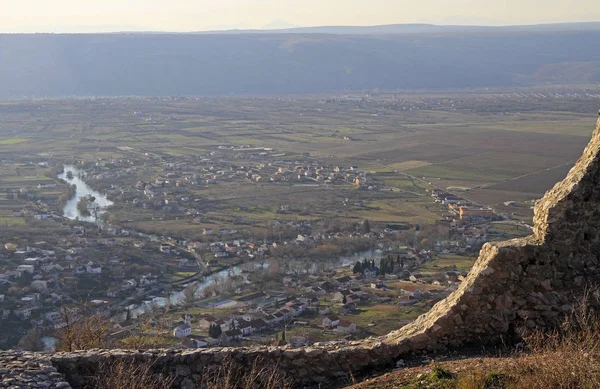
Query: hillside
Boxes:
[{"xmin": 1, "ymin": 29, "xmax": 600, "ymax": 98}]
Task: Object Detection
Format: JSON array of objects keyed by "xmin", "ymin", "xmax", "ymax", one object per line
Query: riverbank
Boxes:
[{"xmin": 57, "ymin": 165, "xmax": 113, "ymax": 223}]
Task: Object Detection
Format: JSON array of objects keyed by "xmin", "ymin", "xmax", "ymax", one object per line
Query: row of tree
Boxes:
[{"xmin": 352, "ymin": 255, "xmax": 407, "ymax": 276}]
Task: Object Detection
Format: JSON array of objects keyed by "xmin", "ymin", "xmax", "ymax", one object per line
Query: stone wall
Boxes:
[{"xmin": 4, "ymin": 115, "xmax": 600, "ymax": 389}]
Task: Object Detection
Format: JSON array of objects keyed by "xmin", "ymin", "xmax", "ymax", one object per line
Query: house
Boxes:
[
  {"xmin": 409, "ymin": 273, "xmax": 424, "ymax": 283},
  {"xmin": 16, "ymin": 265, "xmax": 35, "ymax": 274},
  {"xmin": 350, "ymin": 287, "xmax": 363, "ymax": 297},
  {"xmin": 401, "ymin": 286, "xmax": 423, "ymax": 299},
  {"xmin": 370, "ymin": 281, "xmax": 385, "ymax": 289},
  {"xmin": 14, "ymin": 307, "xmax": 33, "ymax": 320},
  {"xmin": 335, "ymin": 276, "xmax": 352, "ymax": 287},
  {"xmin": 322, "ymin": 315, "xmax": 340, "ymax": 329},
  {"xmin": 238, "ymin": 322, "xmax": 254, "ymax": 335},
  {"xmin": 336, "ymin": 320, "xmax": 357, "ymax": 334},
  {"xmin": 338, "ymin": 304, "xmax": 359, "ymax": 315},
  {"xmin": 283, "ymin": 276, "xmax": 296, "ymax": 287},
  {"xmin": 173, "ymin": 323, "xmax": 192, "ymax": 338},
  {"xmin": 222, "ymin": 329, "xmax": 243, "ymax": 342},
  {"xmin": 237, "ymin": 291, "xmax": 267, "ymax": 306},
  {"xmin": 363, "ymin": 267, "xmax": 379, "ymax": 279},
  {"xmin": 181, "ymin": 337, "xmax": 208, "ymax": 349},
  {"xmin": 311, "ymin": 287, "xmax": 326, "ymax": 296},
  {"xmin": 271, "ymin": 312, "xmax": 285, "ymax": 324},
  {"xmin": 333, "ymin": 290, "xmax": 359, "ymax": 304},
  {"xmin": 31, "ymin": 280, "xmax": 48, "ymax": 292},
  {"xmin": 86, "ymin": 263, "xmax": 102, "ymax": 274},
  {"xmin": 249, "ymin": 318, "xmax": 268, "ymax": 333},
  {"xmin": 278, "ymin": 308, "xmax": 294, "ymax": 320},
  {"xmin": 198, "ymin": 316, "xmax": 219, "ymax": 329},
  {"xmin": 286, "ymin": 301, "xmax": 307, "ymax": 314},
  {"xmin": 134, "ymin": 241, "xmax": 146, "ymax": 249},
  {"xmin": 321, "ymin": 281, "xmax": 335, "ymax": 292},
  {"xmin": 225, "ymin": 329, "xmax": 242, "ymax": 340},
  {"xmin": 318, "ymin": 306, "xmax": 330, "ymax": 315},
  {"xmin": 290, "ymin": 336, "xmax": 308, "ymax": 347}
]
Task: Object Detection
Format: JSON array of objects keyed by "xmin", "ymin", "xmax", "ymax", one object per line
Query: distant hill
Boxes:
[
  {"xmin": 200, "ymin": 22, "xmax": 600, "ymax": 35},
  {"xmin": 1, "ymin": 26, "xmax": 600, "ymax": 98}
]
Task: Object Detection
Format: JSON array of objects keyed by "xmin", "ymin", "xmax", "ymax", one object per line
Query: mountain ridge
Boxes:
[{"xmin": 1, "ymin": 28, "xmax": 600, "ymax": 98}]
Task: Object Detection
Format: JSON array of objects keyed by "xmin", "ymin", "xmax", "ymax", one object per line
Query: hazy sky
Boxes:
[{"xmin": 2, "ymin": 0, "xmax": 600, "ymax": 33}]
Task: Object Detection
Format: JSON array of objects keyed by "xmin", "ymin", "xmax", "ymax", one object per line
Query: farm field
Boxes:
[{"xmin": 0, "ymin": 91, "xmax": 596, "ymax": 230}]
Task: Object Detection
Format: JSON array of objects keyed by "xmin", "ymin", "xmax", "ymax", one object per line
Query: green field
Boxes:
[
  {"xmin": 417, "ymin": 255, "xmax": 478, "ymax": 273},
  {"xmin": 0, "ymin": 138, "xmax": 29, "ymax": 145}
]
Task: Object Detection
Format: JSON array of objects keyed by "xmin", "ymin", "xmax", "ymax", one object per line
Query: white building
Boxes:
[
  {"xmin": 173, "ymin": 323, "xmax": 192, "ymax": 338},
  {"xmin": 86, "ymin": 263, "xmax": 102, "ymax": 274},
  {"xmin": 336, "ymin": 320, "xmax": 357, "ymax": 334}
]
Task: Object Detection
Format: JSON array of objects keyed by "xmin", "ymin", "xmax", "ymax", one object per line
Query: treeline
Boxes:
[{"xmin": 56, "ymin": 184, "xmax": 77, "ymax": 211}]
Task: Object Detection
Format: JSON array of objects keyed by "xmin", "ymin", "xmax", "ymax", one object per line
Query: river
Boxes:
[
  {"xmin": 128, "ymin": 250, "xmax": 384, "ymax": 318},
  {"xmin": 57, "ymin": 165, "xmax": 113, "ymax": 223}
]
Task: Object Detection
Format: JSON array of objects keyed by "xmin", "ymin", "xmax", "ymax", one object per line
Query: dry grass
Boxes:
[
  {"xmin": 89, "ymin": 359, "xmax": 174, "ymax": 389},
  {"xmin": 349, "ymin": 287, "xmax": 600, "ymax": 389},
  {"xmin": 512, "ymin": 287, "xmax": 600, "ymax": 389},
  {"xmin": 88, "ymin": 354, "xmax": 292, "ymax": 389},
  {"xmin": 196, "ymin": 356, "xmax": 294, "ymax": 389}
]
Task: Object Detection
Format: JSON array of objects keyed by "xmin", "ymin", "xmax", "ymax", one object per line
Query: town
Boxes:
[{"xmin": 0, "ymin": 157, "xmax": 522, "ymax": 350}]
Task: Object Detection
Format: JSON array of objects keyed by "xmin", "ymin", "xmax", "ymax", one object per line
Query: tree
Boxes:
[
  {"xmin": 183, "ymin": 282, "xmax": 199, "ymax": 306},
  {"xmin": 55, "ymin": 306, "xmax": 112, "ymax": 352},
  {"xmin": 342, "ymin": 295, "xmax": 347, "ymax": 304},
  {"xmin": 208, "ymin": 323, "xmax": 222, "ymax": 338},
  {"xmin": 17, "ymin": 327, "xmax": 44, "ymax": 351},
  {"xmin": 361, "ymin": 219, "xmax": 371, "ymax": 234},
  {"xmin": 352, "ymin": 261, "xmax": 363, "ymax": 274},
  {"xmin": 312, "ymin": 244, "xmax": 342, "ymax": 259},
  {"xmin": 77, "ymin": 197, "xmax": 91, "ymax": 216},
  {"xmin": 362, "ymin": 258, "xmax": 369, "ymax": 269},
  {"xmin": 380, "ymin": 257, "xmax": 388, "ymax": 276}
]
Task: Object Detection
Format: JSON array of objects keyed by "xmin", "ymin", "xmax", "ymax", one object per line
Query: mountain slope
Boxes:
[{"xmin": 1, "ymin": 30, "xmax": 600, "ymax": 98}]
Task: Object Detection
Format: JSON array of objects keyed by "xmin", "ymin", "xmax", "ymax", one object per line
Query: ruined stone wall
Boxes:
[{"xmin": 4, "ymin": 115, "xmax": 600, "ymax": 389}]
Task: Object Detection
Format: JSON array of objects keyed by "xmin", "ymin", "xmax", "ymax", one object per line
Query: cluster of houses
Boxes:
[
  {"xmin": 159, "ymin": 249, "xmax": 459, "ymax": 348},
  {"xmin": 431, "ymin": 189, "xmax": 499, "ymax": 222},
  {"xmin": 78, "ymin": 151, "xmax": 376, "ymax": 219},
  {"xmin": 167, "ymin": 287, "xmax": 361, "ymax": 348},
  {"xmin": 0, "ymin": 233, "xmax": 163, "ymax": 329}
]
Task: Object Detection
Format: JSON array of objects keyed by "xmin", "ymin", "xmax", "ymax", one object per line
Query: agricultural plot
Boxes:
[
  {"xmin": 0, "ymin": 92, "xmax": 596, "ymax": 235},
  {"xmin": 485, "ymin": 164, "xmax": 574, "ymax": 194}
]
